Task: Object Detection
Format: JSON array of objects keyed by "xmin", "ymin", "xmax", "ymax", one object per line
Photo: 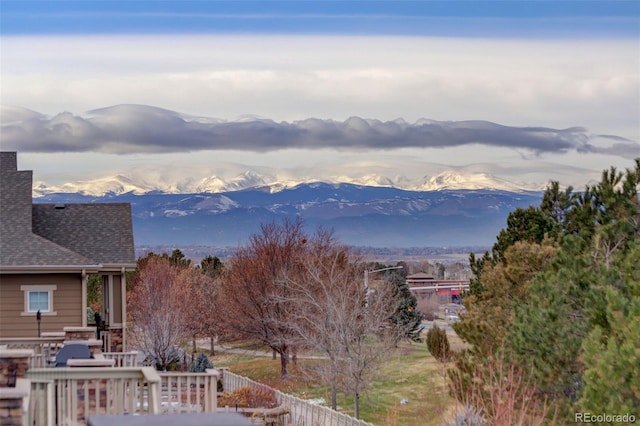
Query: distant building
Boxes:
[
  {"xmin": 406, "ymin": 272, "xmax": 469, "ymax": 304},
  {"xmin": 0, "ymin": 152, "xmax": 135, "ymax": 350}
]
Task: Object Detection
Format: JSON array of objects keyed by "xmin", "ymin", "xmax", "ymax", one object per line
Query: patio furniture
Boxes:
[{"xmin": 54, "ymin": 342, "xmax": 92, "ymax": 367}]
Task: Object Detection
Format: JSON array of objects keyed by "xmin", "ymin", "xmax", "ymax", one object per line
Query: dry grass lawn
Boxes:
[{"xmin": 213, "ymin": 330, "xmax": 466, "ymax": 425}]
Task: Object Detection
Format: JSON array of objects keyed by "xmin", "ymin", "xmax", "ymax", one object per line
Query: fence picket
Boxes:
[{"xmin": 221, "ymin": 369, "xmax": 374, "ymax": 426}]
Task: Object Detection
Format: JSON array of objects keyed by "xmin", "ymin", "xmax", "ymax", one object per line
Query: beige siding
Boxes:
[
  {"xmin": 112, "ymin": 274, "xmax": 122, "ymax": 324},
  {"xmin": 0, "ymin": 274, "xmax": 82, "ymax": 338}
]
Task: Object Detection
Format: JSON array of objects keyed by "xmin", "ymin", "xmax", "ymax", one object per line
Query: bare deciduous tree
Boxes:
[
  {"xmin": 219, "ymin": 218, "xmax": 308, "ymax": 380},
  {"xmin": 283, "ymin": 230, "xmax": 401, "ymax": 418},
  {"xmin": 179, "ymin": 265, "xmax": 218, "ymax": 357},
  {"xmin": 128, "ymin": 257, "xmax": 190, "ymax": 370},
  {"xmin": 128, "ymin": 254, "xmax": 219, "ymax": 369},
  {"xmin": 220, "ymin": 220, "xmax": 402, "ymax": 413}
]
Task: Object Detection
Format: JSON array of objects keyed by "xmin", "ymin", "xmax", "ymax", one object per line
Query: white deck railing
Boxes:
[
  {"xmin": 157, "ymin": 369, "xmax": 219, "ymax": 414},
  {"xmin": 99, "ymin": 330, "xmax": 111, "ymax": 353},
  {"xmin": 102, "ymin": 351, "xmax": 139, "ymax": 367},
  {"xmin": 26, "ymin": 367, "xmax": 161, "ymax": 426},
  {"xmin": 23, "ymin": 367, "xmax": 220, "ymax": 425},
  {"xmin": 28, "ymin": 378, "xmax": 55, "ymax": 426},
  {"xmin": 0, "ymin": 337, "xmax": 65, "ymax": 368},
  {"xmin": 1, "ymin": 337, "xmax": 140, "ymax": 369}
]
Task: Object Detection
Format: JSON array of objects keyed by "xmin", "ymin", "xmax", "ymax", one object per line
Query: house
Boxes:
[
  {"xmin": 0, "ymin": 152, "xmax": 135, "ymax": 350},
  {"xmin": 406, "ymin": 272, "xmax": 469, "ymax": 304}
]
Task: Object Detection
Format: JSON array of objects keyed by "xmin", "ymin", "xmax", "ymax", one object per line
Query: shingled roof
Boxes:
[
  {"xmin": 32, "ymin": 203, "xmax": 135, "ymax": 266},
  {"xmin": 0, "ymin": 152, "xmax": 135, "ymax": 271}
]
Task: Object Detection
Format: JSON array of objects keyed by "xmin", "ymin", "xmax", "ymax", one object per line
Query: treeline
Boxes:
[
  {"xmin": 134, "ymin": 245, "xmax": 489, "ymax": 263},
  {"xmin": 451, "ymin": 159, "xmax": 639, "ymax": 423}
]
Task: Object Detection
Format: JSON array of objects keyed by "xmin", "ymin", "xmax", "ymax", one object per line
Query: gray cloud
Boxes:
[{"xmin": 1, "ymin": 104, "xmax": 638, "ymax": 158}]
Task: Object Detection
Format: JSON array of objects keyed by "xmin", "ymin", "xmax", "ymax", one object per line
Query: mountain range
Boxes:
[
  {"xmin": 33, "ymin": 171, "xmax": 544, "ymax": 248},
  {"xmin": 33, "ymin": 170, "xmax": 544, "ymax": 197}
]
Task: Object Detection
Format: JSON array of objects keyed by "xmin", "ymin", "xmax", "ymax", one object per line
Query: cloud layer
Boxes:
[
  {"xmin": 3, "ymin": 35, "xmax": 638, "ymax": 140},
  {"xmin": 2, "ymin": 104, "xmax": 637, "ymax": 158}
]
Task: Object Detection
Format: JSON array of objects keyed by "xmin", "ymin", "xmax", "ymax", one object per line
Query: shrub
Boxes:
[
  {"xmin": 426, "ymin": 324, "xmax": 450, "ymax": 362},
  {"xmin": 143, "ymin": 346, "xmax": 190, "ymax": 371},
  {"xmin": 449, "ymin": 352, "xmax": 557, "ymax": 426},
  {"xmin": 448, "ymin": 405, "xmax": 486, "ymax": 426},
  {"xmin": 190, "ymin": 352, "xmax": 214, "ymax": 373},
  {"xmin": 218, "ymin": 386, "xmax": 278, "ymax": 408}
]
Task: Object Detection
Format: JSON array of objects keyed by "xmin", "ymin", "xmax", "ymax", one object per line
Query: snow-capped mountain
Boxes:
[
  {"xmin": 417, "ymin": 171, "xmax": 541, "ymax": 192},
  {"xmin": 32, "ymin": 170, "xmax": 542, "ymax": 197},
  {"xmin": 193, "ymin": 175, "xmax": 231, "ymax": 193},
  {"xmin": 225, "ymin": 171, "xmax": 268, "ymax": 192},
  {"xmin": 33, "ymin": 170, "xmax": 270, "ymax": 196},
  {"xmin": 333, "ymin": 174, "xmax": 396, "ymax": 188},
  {"xmin": 33, "ymin": 175, "xmax": 156, "ymax": 197}
]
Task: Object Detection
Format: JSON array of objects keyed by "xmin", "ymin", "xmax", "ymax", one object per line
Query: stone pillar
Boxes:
[
  {"xmin": 108, "ymin": 327, "xmax": 123, "ymax": 352},
  {"xmin": 86, "ymin": 339, "xmax": 103, "ymax": 356},
  {"xmin": 0, "ymin": 350, "xmax": 33, "ymax": 388},
  {"xmin": 63, "ymin": 326, "xmax": 96, "ymax": 341},
  {"xmin": 0, "ymin": 389, "xmax": 27, "ymax": 426},
  {"xmin": 0, "ymin": 350, "xmax": 33, "ymax": 426}
]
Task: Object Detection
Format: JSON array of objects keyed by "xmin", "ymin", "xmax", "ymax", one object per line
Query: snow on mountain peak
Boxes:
[
  {"xmin": 418, "ymin": 171, "xmax": 535, "ymax": 192},
  {"xmin": 33, "ymin": 174, "xmax": 155, "ymax": 197},
  {"xmin": 194, "ymin": 175, "xmax": 227, "ymax": 193},
  {"xmin": 332, "ymin": 174, "xmax": 396, "ymax": 188},
  {"xmin": 32, "ymin": 169, "xmax": 541, "ymax": 197},
  {"xmin": 225, "ymin": 171, "xmax": 268, "ymax": 191}
]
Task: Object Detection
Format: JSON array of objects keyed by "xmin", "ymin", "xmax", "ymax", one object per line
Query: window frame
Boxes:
[{"xmin": 20, "ymin": 285, "xmax": 57, "ymax": 316}]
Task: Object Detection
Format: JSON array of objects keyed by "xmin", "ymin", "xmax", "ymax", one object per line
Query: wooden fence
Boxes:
[{"xmin": 222, "ymin": 370, "xmax": 374, "ymax": 426}]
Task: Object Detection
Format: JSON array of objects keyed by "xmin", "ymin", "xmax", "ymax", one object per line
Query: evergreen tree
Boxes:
[
  {"xmin": 199, "ymin": 255, "xmax": 224, "ymax": 278},
  {"xmin": 190, "ymin": 352, "xmax": 214, "ymax": 373},
  {"xmin": 505, "ymin": 237, "xmax": 593, "ymax": 414},
  {"xmin": 540, "ymin": 180, "xmax": 575, "ymax": 227},
  {"xmin": 581, "ymin": 291, "xmax": 640, "ymax": 414},
  {"xmin": 426, "ymin": 324, "xmax": 450, "ymax": 362},
  {"xmin": 580, "ymin": 239, "xmax": 640, "ymax": 413},
  {"xmin": 387, "ymin": 272, "xmax": 423, "ymax": 342},
  {"xmin": 455, "ymin": 240, "xmax": 557, "ymax": 357},
  {"xmin": 169, "ymin": 249, "xmax": 192, "ymax": 268},
  {"xmin": 492, "ymin": 206, "xmax": 556, "ymax": 262},
  {"xmin": 452, "ymin": 159, "xmax": 639, "ymax": 422}
]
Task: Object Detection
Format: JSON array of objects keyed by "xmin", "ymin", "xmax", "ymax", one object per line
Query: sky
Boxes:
[{"xmin": 1, "ymin": 1, "xmax": 639, "ymax": 191}]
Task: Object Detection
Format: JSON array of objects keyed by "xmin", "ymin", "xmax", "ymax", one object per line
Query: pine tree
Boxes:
[
  {"xmin": 580, "ymin": 239, "xmax": 640, "ymax": 413},
  {"xmin": 580, "ymin": 293, "xmax": 640, "ymax": 413},
  {"xmin": 190, "ymin": 352, "xmax": 214, "ymax": 373},
  {"xmin": 427, "ymin": 324, "xmax": 451, "ymax": 393},
  {"xmin": 505, "ymin": 238, "xmax": 593, "ymax": 413},
  {"xmin": 388, "ymin": 272, "xmax": 424, "ymax": 342},
  {"xmin": 452, "ymin": 159, "xmax": 640, "ymax": 422},
  {"xmin": 426, "ymin": 324, "xmax": 450, "ymax": 362}
]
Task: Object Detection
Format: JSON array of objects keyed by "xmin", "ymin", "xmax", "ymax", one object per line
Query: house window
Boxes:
[
  {"xmin": 20, "ymin": 285, "xmax": 57, "ymax": 316},
  {"xmin": 28, "ymin": 291, "xmax": 50, "ymax": 312}
]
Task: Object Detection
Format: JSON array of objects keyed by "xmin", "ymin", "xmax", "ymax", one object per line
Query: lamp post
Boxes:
[
  {"xmin": 364, "ymin": 265, "xmax": 403, "ymax": 303},
  {"xmin": 36, "ymin": 310, "xmax": 42, "ymax": 337}
]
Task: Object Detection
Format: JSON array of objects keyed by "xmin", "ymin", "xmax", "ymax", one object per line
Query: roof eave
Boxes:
[
  {"xmin": 0, "ymin": 264, "xmax": 102, "ymax": 274},
  {"xmin": 99, "ymin": 263, "xmax": 137, "ymax": 272}
]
